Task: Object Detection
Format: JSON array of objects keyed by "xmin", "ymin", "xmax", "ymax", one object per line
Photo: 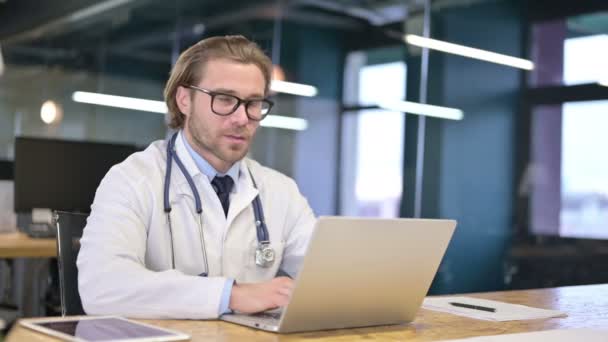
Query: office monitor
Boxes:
[{"xmin": 14, "ymin": 137, "xmax": 137, "ymax": 213}]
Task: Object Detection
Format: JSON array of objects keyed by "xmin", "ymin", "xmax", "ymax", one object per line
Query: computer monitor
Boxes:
[{"xmin": 14, "ymin": 137, "xmax": 137, "ymax": 213}]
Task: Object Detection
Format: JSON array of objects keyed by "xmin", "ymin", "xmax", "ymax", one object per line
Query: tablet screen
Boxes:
[{"xmin": 33, "ymin": 317, "xmax": 183, "ymax": 341}]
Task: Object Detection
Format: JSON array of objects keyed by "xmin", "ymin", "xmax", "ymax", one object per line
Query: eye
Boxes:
[
  {"xmin": 215, "ymin": 94, "xmax": 236, "ymax": 104},
  {"xmin": 248, "ymin": 101, "xmax": 263, "ymax": 109}
]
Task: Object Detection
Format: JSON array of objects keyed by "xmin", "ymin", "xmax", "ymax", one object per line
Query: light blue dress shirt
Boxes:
[{"xmin": 181, "ymin": 131, "xmax": 238, "ymax": 315}]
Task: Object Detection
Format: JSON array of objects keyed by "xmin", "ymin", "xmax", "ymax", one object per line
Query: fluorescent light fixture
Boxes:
[
  {"xmin": 68, "ymin": 0, "xmax": 134, "ymax": 23},
  {"xmin": 404, "ymin": 34, "xmax": 535, "ymax": 71},
  {"xmin": 378, "ymin": 100, "xmax": 464, "ymax": 120},
  {"xmin": 270, "ymin": 80, "xmax": 318, "ymax": 97},
  {"xmin": 73, "ymin": 91, "xmax": 168, "ymax": 113},
  {"xmin": 72, "ymin": 91, "xmax": 307, "ymax": 130},
  {"xmin": 261, "ymin": 115, "xmax": 308, "ymax": 131},
  {"xmin": 0, "ymin": 44, "xmax": 4, "ymax": 77}
]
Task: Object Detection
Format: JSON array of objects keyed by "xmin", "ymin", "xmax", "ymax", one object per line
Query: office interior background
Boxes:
[{"xmin": 0, "ymin": 0, "xmax": 608, "ymax": 324}]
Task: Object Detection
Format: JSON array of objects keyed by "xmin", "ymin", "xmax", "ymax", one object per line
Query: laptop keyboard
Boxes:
[
  {"xmin": 254, "ymin": 312, "xmax": 281, "ymax": 320},
  {"xmin": 231, "ymin": 312, "xmax": 281, "ymax": 327}
]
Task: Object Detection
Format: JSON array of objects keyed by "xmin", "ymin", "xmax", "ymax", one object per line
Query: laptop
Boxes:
[{"xmin": 220, "ymin": 216, "xmax": 456, "ymax": 333}]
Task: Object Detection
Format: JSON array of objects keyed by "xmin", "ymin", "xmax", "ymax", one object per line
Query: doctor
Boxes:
[{"xmin": 77, "ymin": 35, "xmax": 316, "ymax": 319}]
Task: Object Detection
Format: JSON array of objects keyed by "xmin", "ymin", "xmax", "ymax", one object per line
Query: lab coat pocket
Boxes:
[{"xmin": 241, "ymin": 240, "xmax": 285, "ymax": 283}]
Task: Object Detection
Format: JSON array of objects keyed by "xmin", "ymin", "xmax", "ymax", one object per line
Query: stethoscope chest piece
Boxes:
[{"xmin": 255, "ymin": 242, "xmax": 275, "ymax": 268}]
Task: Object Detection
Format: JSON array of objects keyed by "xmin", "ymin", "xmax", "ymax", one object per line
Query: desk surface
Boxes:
[
  {"xmin": 7, "ymin": 284, "xmax": 608, "ymax": 341},
  {"xmin": 0, "ymin": 231, "xmax": 56, "ymax": 258}
]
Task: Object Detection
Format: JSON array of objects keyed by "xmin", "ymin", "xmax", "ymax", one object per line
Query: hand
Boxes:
[{"xmin": 228, "ymin": 277, "xmax": 294, "ymax": 314}]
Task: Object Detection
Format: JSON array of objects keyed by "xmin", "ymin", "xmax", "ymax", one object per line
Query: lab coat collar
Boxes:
[
  {"xmin": 179, "ymin": 131, "xmax": 241, "ymax": 192},
  {"xmin": 171, "ymin": 130, "xmax": 203, "ymax": 187},
  {"xmin": 169, "ymin": 133, "xmax": 260, "ymax": 223}
]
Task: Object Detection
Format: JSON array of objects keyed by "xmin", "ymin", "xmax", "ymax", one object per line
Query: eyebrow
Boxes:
[{"xmin": 212, "ymin": 88, "xmax": 265, "ymax": 100}]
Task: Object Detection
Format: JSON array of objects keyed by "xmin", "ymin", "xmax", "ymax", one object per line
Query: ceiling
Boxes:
[
  {"xmin": 0, "ymin": 0, "xmax": 508, "ymax": 74},
  {"xmin": 0, "ymin": 0, "xmax": 417, "ymax": 45},
  {"xmin": 3, "ymin": 0, "xmax": 608, "ymax": 76},
  {"xmin": 568, "ymin": 11, "xmax": 608, "ymax": 35},
  {"xmin": 0, "ymin": 0, "xmax": 412, "ymax": 73},
  {"xmin": 3, "ymin": 0, "xmax": 607, "ymax": 107}
]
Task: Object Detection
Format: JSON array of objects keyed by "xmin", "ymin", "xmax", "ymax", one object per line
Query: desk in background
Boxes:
[
  {"xmin": 7, "ymin": 284, "xmax": 608, "ymax": 341},
  {"xmin": 0, "ymin": 231, "xmax": 57, "ymax": 318},
  {"xmin": 0, "ymin": 232, "xmax": 56, "ymax": 258},
  {"xmin": 507, "ymin": 243, "xmax": 608, "ymax": 289}
]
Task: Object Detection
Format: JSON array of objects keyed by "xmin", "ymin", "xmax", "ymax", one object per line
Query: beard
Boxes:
[{"xmin": 186, "ymin": 112, "xmax": 251, "ymax": 167}]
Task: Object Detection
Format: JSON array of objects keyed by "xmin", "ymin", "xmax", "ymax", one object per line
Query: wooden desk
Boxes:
[
  {"xmin": 7, "ymin": 284, "xmax": 608, "ymax": 341},
  {"xmin": 0, "ymin": 231, "xmax": 57, "ymax": 317},
  {"xmin": 0, "ymin": 232, "xmax": 56, "ymax": 258}
]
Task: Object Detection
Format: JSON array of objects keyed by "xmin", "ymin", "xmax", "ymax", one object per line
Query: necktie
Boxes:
[{"xmin": 211, "ymin": 176, "xmax": 234, "ymax": 217}]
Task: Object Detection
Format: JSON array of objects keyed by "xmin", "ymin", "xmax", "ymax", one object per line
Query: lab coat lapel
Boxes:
[{"xmin": 226, "ymin": 160, "xmax": 258, "ymax": 226}]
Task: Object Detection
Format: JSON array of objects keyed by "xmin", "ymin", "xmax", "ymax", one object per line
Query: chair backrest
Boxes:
[{"xmin": 53, "ymin": 211, "xmax": 88, "ymax": 316}]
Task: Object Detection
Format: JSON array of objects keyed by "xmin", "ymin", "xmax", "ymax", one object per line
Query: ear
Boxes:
[{"xmin": 175, "ymin": 86, "xmax": 192, "ymax": 117}]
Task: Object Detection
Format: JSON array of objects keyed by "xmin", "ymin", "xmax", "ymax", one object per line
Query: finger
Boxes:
[
  {"xmin": 284, "ymin": 280, "xmax": 295, "ymax": 291},
  {"xmin": 273, "ymin": 277, "xmax": 293, "ymax": 286},
  {"xmin": 273, "ymin": 293, "xmax": 290, "ymax": 307},
  {"xmin": 276, "ymin": 286, "xmax": 292, "ymax": 297}
]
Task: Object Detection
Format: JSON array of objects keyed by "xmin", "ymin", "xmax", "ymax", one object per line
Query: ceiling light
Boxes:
[
  {"xmin": 272, "ymin": 65, "xmax": 286, "ymax": 82},
  {"xmin": 270, "ymin": 80, "xmax": 318, "ymax": 97},
  {"xmin": 378, "ymin": 100, "xmax": 464, "ymax": 120},
  {"xmin": 73, "ymin": 91, "xmax": 168, "ymax": 113},
  {"xmin": 261, "ymin": 115, "xmax": 308, "ymax": 131},
  {"xmin": 72, "ymin": 91, "xmax": 307, "ymax": 131},
  {"xmin": 404, "ymin": 34, "xmax": 534, "ymax": 70},
  {"xmin": 40, "ymin": 100, "xmax": 63, "ymax": 124}
]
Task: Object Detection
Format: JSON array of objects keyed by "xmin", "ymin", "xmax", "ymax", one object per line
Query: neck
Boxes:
[{"xmin": 182, "ymin": 129, "xmax": 232, "ymax": 174}]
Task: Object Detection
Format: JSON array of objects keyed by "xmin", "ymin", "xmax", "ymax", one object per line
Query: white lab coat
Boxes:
[{"xmin": 77, "ymin": 131, "xmax": 316, "ymax": 319}]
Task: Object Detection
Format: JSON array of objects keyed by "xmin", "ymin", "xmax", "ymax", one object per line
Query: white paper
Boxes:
[
  {"xmin": 32, "ymin": 208, "xmax": 53, "ymax": 224},
  {"xmin": 0, "ymin": 180, "xmax": 16, "ymax": 232},
  {"xmin": 422, "ymin": 296, "xmax": 567, "ymax": 321},
  {"xmin": 435, "ymin": 329, "xmax": 608, "ymax": 341}
]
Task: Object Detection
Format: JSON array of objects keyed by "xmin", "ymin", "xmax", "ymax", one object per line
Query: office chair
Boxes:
[{"xmin": 53, "ymin": 211, "xmax": 88, "ymax": 316}]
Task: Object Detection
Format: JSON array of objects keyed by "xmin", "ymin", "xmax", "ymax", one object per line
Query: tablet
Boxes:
[{"xmin": 20, "ymin": 316, "xmax": 190, "ymax": 342}]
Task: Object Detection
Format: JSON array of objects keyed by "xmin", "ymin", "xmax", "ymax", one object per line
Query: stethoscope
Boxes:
[{"xmin": 163, "ymin": 132, "xmax": 275, "ymax": 276}]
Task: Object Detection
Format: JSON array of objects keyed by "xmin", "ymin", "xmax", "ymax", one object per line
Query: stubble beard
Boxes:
[{"xmin": 187, "ymin": 114, "xmax": 250, "ymax": 167}]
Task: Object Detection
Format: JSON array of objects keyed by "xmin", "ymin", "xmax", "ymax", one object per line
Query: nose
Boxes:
[{"xmin": 230, "ymin": 103, "xmax": 249, "ymax": 126}]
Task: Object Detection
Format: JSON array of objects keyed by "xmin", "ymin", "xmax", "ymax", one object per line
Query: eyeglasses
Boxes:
[{"xmin": 184, "ymin": 85, "xmax": 273, "ymax": 121}]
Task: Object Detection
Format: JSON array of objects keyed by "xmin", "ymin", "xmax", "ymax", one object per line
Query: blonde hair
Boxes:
[{"xmin": 163, "ymin": 35, "xmax": 272, "ymax": 129}]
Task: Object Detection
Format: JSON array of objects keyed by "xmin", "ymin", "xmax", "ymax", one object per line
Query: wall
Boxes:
[
  {"xmin": 0, "ymin": 64, "xmax": 167, "ymax": 158},
  {"xmin": 250, "ymin": 23, "xmax": 343, "ymax": 216},
  {"xmin": 402, "ymin": 0, "xmax": 523, "ymax": 294}
]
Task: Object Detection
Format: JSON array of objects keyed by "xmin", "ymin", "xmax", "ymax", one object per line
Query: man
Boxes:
[{"xmin": 77, "ymin": 35, "xmax": 316, "ymax": 319}]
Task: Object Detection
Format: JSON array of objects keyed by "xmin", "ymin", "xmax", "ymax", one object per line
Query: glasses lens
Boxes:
[
  {"xmin": 260, "ymin": 101, "xmax": 272, "ymax": 115},
  {"xmin": 212, "ymin": 94, "xmax": 239, "ymax": 115},
  {"xmin": 246, "ymin": 100, "xmax": 271, "ymax": 120}
]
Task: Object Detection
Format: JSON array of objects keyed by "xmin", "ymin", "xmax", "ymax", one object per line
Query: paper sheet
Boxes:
[
  {"xmin": 422, "ymin": 296, "xmax": 567, "ymax": 321},
  {"xmin": 435, "ymin": 329, "xmax": 608, "ymax": 341},
  {"xmin": 0, "ymin": 180, "xmax": 16, "ymax": 232}
]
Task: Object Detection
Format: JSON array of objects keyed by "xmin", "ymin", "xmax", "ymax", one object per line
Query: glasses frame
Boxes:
[{"xmin": 184, "ymin": 84, "xmax": 273, "ymax": 121}]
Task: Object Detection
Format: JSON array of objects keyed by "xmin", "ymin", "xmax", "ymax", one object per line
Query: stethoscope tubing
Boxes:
[{"xmin": 162, "ymin": 132, "xmax": 272, "ymax": 273}]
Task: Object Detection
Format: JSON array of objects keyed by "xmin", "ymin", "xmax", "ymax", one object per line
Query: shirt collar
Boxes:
[{"xmin": 180, "ymin": 130, "xmax": 240, "ymax": 191}]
